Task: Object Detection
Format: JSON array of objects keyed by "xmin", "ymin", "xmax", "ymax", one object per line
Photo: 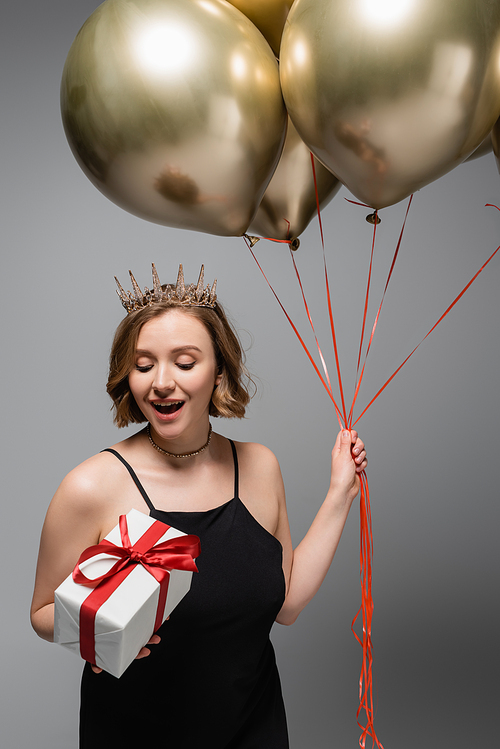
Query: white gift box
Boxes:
[{"xmin": 54, "ymin": 509, "xmax": 197, "ymax": 678}]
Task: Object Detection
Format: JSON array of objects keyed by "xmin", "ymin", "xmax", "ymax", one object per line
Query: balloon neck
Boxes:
[
  {"xmin": 366, "ymin": 212, "xmax": 381, "ymax": 225},
  {"xmin": 244, "ymin": 234, "xmax": 261, "ymax": 248}
]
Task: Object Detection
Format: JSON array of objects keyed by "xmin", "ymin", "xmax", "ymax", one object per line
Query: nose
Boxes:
[{"xmin": 151, "ymin": 364, "xmax": 175, "ymax": 394}]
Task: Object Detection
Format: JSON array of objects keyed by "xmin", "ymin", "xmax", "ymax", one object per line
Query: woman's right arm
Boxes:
[{"xmin": 30, "ymin": 461, "xmax": 107, "ymax": 642}]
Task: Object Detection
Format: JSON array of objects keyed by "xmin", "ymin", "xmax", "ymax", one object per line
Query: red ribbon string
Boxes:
[
  {"xmin": 348, "ymin": 196, "xmax": 413, "ymax": 428},
  {"xmin": 244, "ymin": 236, "xmax": 344, "ymax": 423},
  {"xmin": 353, "ymin": 211, "xmax": 379, "ymax": 398},
  {"xmin": 289, "ymin": 248, "xmax": 336, "ymax": 403},
  {"xmin": 310, "ymin": 153, "xmax": 326, "ymax": 248},
  {"xmin": 254, "ymin": 236, "xmax": 291, "ymax": 245},
  {"xmin": 351, "ymin": 472, "xmax": 382, "ymax": 749},
  {"xmin": 73, "ymin": 515, "xmax": 200, "ymax": 665},
  {"xmin": 352, "ymin": 235, "xmax": 500, "ymax": 427},
  {"xmin": 311, "ymin": 154, "xmax": 348, "ymax": 425},
  {"xmin": 345, "ymin": 198, "xmax": 374, "ymax": 209},
  {"xmin": 247, "ymin": 197, "xmax": 500, "ymax": 748}
]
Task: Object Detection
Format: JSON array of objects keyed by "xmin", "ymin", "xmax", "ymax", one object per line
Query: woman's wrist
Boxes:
[{"xmin": 324, "ymin": 485, "xmax": 356, "ymax": 517}]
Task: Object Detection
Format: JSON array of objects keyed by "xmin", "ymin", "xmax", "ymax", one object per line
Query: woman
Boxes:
[{"xmin": 31, "ymin": 264, "xmax": 367, "ymax": 748}]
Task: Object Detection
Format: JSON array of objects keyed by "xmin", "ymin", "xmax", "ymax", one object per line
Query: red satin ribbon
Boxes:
[
  {"xmin": 73, "ymin": 515, "xmax": 200, "ymax": 665},
  {"xmin": 352, "ymin": 473, "xmax": 380, "ymax": 748}
]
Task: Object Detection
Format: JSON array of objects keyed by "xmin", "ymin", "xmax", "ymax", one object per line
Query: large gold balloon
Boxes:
[
  {"xmin": 61, "ymin": 0, "xmax": 286, "ymax": 236},
  {"xmin": 248, "ymin": 117, "xmax": 340, "ymax": 240},
  {"xmin": 492, "ymin": 117, "xmax": 500, "ymax": 174},
  {"xmin": 227, "ymin": 1, "xmax": 294, "ymax": 56},
  {"xmin": 465, "ymin": 132, "xmax": 493, "ymax": 161},
  {"xmin": 280, "ymin": 0, "xmax": 500, "ymax": 209}
]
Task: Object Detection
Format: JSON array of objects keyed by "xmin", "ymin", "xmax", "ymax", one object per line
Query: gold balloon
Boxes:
[
  {"xmin": 248, "ymin": 117, "xmax": 340, "ymax": 240},
  {"xmin": 280, "ymin": 0, "xmax": 500, "ymax": 209},
  {"xmin": 61, "ymin": 0, "xmax": 286, "ymax": 236},
  {"xmin": 492, "ymin": 117, "xmax": 500, "ymax": 174},
  {"xmin": 465, "ymin": 132, "xmax": 493, "ymax": 161},
  {"xmin": 226, "ymin": 1, "xmax": 294, "ymax": 56}
]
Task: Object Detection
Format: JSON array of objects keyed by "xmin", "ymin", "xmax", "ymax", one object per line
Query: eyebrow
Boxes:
[
  {"xmin": 135, "ymin": 345, "xmax": 202, "ymax": 355},
  {"xmin": 171, "ymin": 345, "xmax": 202, "ymax": 354}
]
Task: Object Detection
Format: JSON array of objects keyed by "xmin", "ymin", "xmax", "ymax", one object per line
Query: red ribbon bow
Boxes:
[{"xmin": 72, "ymin": 514, "xmax": 200, "ymax": 666}]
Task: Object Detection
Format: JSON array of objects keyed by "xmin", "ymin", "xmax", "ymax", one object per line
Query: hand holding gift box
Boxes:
[{"xmin": 54, "ymin": 509, "xmax": 200, "ymax": 678}]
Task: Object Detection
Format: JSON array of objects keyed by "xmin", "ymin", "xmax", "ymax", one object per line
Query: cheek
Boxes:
[
  {"xmin": 189, "ymin": 368, "xmax": 219, "ymax": 396},
  {"xmin": 128, "ymin": 372, "xmax": 146, "ymax": 399}
]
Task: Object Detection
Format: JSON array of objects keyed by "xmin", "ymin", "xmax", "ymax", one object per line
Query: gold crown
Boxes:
[{"xmin": 115, "ymin": 264, "xmax": 217, "ymax": 314}]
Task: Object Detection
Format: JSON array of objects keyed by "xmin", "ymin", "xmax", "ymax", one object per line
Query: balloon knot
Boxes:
[{"xmin": 243, "ymin": 234, "xmax": 260, "ymax": 248}]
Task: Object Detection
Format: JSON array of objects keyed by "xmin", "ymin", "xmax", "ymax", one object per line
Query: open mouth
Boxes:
[{"xmin": 152, "ymin": 401, "xmax": 184, "ymax": 415}]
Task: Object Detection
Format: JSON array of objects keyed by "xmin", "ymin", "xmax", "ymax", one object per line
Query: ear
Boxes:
[{"xmin": 214, "ymin": 370, "xmax": 222, "ymax": 387}]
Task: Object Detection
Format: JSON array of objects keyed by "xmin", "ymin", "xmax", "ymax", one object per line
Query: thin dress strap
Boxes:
[
  {"xmin": 102, "ymin": 438, "xmax": 239, "ymax": 508},
  {"xmin": 228, "ymin": 439, "xmax": 239, "ymax": 499},
  {"xmin": 101, "ymin": 448, "xmax": 156, "ymax": 512}
]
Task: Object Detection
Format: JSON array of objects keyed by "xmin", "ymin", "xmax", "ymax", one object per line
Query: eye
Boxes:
[
  {"xmin": 135, "ymin": 364, "xmax": 153, "ymax": 373},
  {"xmin": 176, "ymin": 361, "xmax": 195, "ymax": 370}
]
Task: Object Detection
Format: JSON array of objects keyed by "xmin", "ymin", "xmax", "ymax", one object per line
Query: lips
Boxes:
[{"xmin": 152, "ymin": 401, "xmax": 184, "ymax": 415}]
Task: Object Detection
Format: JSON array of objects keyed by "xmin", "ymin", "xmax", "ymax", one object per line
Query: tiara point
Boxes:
[
  {"xmin": 115, "ymin": 275, "xmax": 126, "ymax": 297},
  {"xmin": 195, "ymin": 265, "xmax": 205, "ymax": 301},
  {"xmin": 176, "ymin": 264, "xmax": 186, "ymax": 301},
  {"xmin": 128, "ymin": 270, "xmax": 144, "ymax": 304},
  {"xmin": 151, "ymin": 263, "xmax": 162, "ymax": 302},
  {"xmin": 210, "ymin": 279, "xmax": 217, "ymax": 305},
  {"xmin": 115, "ymin": 264, "xmax": 217, "ymax": 314},
  {"xmin": 115, "ymin": 276, "xmax": 133, "ymax": 313}
]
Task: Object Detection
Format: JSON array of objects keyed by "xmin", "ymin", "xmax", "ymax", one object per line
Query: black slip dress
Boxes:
[{"xmin": 79, "ymin": 439, "xmax": 289, "ymax": 748}]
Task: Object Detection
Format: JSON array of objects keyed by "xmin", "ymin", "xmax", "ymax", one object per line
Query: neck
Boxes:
[{"xmin": 146, "ymin": 423, "xmax": 212, "ymax": 459}]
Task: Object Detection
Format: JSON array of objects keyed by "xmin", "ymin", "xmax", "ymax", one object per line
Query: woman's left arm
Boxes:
[{"xmin": 276, "ymin": 429, "xmax": 367, "ymax": 625}]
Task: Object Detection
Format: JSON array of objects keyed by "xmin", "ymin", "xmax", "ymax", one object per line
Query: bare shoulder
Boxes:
[
  {"xmin": 228, "ymin": 440, "xmax": 286, "ymax": 538},
  {"xmin": 50, "ymin": 449, "xmax": 127, "ymax": 515},
  {"xmin": 233, "ymin": 440, "xmax": 280, "ymax": 467},
  {"xmin": 232, "ymin": 440, "xmax": 284, "ymax": 488}
]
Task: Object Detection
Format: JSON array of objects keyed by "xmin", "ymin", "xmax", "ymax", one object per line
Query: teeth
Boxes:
[{"xmin": 153, "ymin": 401, "xmax": 182, "ymax": 406}]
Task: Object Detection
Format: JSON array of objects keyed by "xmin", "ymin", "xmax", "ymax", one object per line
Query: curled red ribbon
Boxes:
[{"xmin": 73, "ymin": 515, "xmax": 200, "ymax": 665}]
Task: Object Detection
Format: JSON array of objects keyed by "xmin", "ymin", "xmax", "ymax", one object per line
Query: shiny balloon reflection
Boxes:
[
  {"xmin": 281, "ymin": 0, "xmax": 500, "ymax": 209},
  {"xmin": 134, "ymin": 23, "xmax": 195, "ymax": 75},
  {"xmin": 359, "ymin": 0, "xmax": 416, "ymax": 28},
  {"xmin": 61, "ymin": 0, "xmax": 286, "ymax": 236}
]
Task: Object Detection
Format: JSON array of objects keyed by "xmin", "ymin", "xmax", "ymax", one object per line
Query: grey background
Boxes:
[{"xmin": 2, "ymin": 2, "xmax": 499, "ymax": 747}]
